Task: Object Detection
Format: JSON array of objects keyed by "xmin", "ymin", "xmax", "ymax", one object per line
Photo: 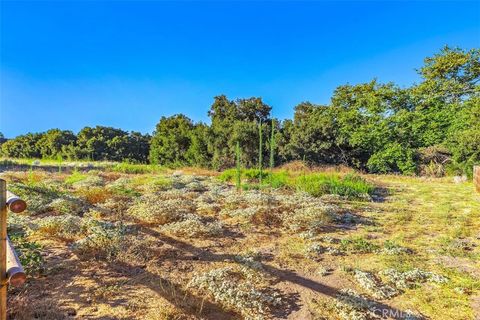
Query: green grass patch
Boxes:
[
  {"xmin": 110, "ymin": 162, "xmax": 165, "ymax": 174},
  {"xmin": 64, "ymin": 170, "xmax": 88, "ymax": 185},
  {"xmin": 340, "ymin": 236, "xmax": 380, "ymax": 253},
  {"xmin": 219, "ymin": 169, "xmax": 374, "ymax": 199},
  {"xmin": 293, "ymin": 173, "xmax": 374, "ymax": 199}
]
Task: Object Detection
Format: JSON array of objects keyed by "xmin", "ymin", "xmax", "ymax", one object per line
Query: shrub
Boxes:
[
  {"xmin": 70, "ymin": 175, "xmax": 104, "ymax": 189},
  {"xmin": 36, "ymin": 215, "xmax": 83, "ymax": 239},
  {"xmin": 284, "ymin": 206, "xmax": 334, "ymax": 233},
  {"xmin": 106, "ymin": 177, "xmax": 139, "ymax": 197},
  {"xmin": 352, "ymin": 270, "xmax": 398, "ymax": 299},
  {"xmin": 381, "ymin": 268, "xmax": 448, "ymax": 289},
  {"xmin": 335, "ymin": 288, "xmax": 379, "ymax": 320},
  {"xmin": 131, "ymin": 175, "xmax": 172, "ymax": 192},
  {"xmin": 76, "ymin": 186, "xmax": 112, "ymax": 204},
  {"xmin": 381, "ymin": 240, "xmax": 413, "ymax": 255},
  {"xmin": 71, "ymin": 224, "xmax": 125, "ymax": 259},
  {"xmin": 188, "ymin": 266, "xmax": 282, "ymax": 319},
  {"xmin": 161, "ymin": 214, "xmax": 223, "ymax": 238},
  {"xmin": 366, "ymin": 143, "xmax": 417, "ymax": 175},
  {"xmin": 101, "ymin": 195, "xmax": 133, "ymax": 217},
  {"xmin": 127, "ymin": 193, "xmax": 194, "ymax": 224},
  {"xmin": 46, "ymin": 196, "xmax": 85, "ymax": 215},
  {"xmin": 116, "ymin": 236, "xmax": 163, "ymax": 265}
]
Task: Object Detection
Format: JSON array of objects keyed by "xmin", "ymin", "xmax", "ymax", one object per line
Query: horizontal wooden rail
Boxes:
[
  {"xmin": 6, "ymin": 191, "xmax": 27, "ymax": 213},
  {"xmin": 6, "ymin": 237, "xmax": 25, "ymax": 287}
]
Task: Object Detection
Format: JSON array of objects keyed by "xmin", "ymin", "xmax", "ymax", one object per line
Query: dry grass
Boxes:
[{"xmin": 3, "ymin": 165, "xmax": 479, "ymax": 320}]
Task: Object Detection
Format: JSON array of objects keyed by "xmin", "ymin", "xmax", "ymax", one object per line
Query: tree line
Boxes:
[{"xmin": 1, "ymin": 47, "xmax": 479, "ymax": 176}]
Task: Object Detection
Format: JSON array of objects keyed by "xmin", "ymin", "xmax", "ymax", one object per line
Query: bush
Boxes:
[
  {"xmin": 76, "ymin": 186, "xmax": 112, "ymax": 204},
  {"xmin": 188, "ymin": 266, "xmax": 282, "ymax": 319},
  {"xmin": 106, "ymin": 177, "xmax": 140, "ymax": 197},
  {"xmin": 69, "ymin": 174, "xmax": 104, "ymax": 189},
  {"xmin": 284, "ymin": 206, "xmax": 334, "ymax": 233},
  {"xmin": 161, "ymin": 214, "xmax": 223, "ymax": 238},
  {"xmin": 127, "ymin": 193, "xmax": 194, "ymax": 224},
  {"xmin": 366, "ymin": 143, "xmax": 417, "ymax": 175},
  {"xmin": 46, "ymin": 196, "xmax": 85, "ymax": 215},
  {"xmin": 36, "ymin": 215, "xmax": 83, "ymax": 239},
  {"xmin": 71, "ymin": 224, "xmax": 125, "ymax": 259}
]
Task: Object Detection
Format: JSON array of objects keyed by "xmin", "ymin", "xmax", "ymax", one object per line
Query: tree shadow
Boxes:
[
  {"xmin": 104, "ymin": 261, "xmax": 242, "ymax": 320},
  {"xmin": 371, "ymin": 186, "xmax": 391, "ymax": 203},
  {"xmin": 142, "ymin": 227, "xmax": 410, "ymax": 319}
]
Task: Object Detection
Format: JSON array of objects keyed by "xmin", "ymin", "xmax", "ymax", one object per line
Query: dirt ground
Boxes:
[{"xmin": 4, "ymin": 169, "xmax": 480, "ymax": 320}]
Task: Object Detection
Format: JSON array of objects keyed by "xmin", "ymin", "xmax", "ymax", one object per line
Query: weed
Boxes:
[{"xmin": 340, "ymin": 237, "xmax": 380, "ymax": 253}]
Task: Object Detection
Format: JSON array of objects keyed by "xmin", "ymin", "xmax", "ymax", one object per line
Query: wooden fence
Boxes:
[
  {"xmin": 1, "ymin": 180, "xmax": 27, "ymax": 320},
  {"xmin": 474, "ymin": 166, "xmax": 480, "ymax": 193}
]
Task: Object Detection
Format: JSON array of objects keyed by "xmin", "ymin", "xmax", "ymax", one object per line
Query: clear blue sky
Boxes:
[{"xmin": 1, "ymin": 1, "xmax": 479, "ymax": 138}]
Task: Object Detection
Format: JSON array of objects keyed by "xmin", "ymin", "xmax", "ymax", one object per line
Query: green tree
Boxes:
[
  {"xmin": 37, "ymin": 129, "xmax": 77, "ymax": 158},
  {"xmin": 186, "ymin": 123, "xmax": 212, "ymax": 167},
  {"xmin": 208, "ymin": 95, "xmax": 272, "ymax": 169},
  {"xmin": 1, "ymin": 133, "xmax": 43, "ymax": 158},
  {"xmin": 149, "ymin": 115, "xmax": 194, "ymax": 165}
]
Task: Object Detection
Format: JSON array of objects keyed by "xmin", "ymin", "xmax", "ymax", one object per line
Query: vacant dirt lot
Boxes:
[{"xmin": 3, "ymin": 166, "xmax": 479, "ymax": 320}]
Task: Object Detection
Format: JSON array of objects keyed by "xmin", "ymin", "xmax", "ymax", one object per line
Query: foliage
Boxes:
[
  {"xmin": 149, "ymin": 114, "xmax": 195, "ymax": 166},
  {"xmin": 1, "ymin": 126, "xmax": 150, "ymax": 163},
  {"xmin": 2, "ymin": 47, "xmax": 479, "ymax": 176}
]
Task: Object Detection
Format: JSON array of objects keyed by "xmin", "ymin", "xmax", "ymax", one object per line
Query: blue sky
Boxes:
[{"xmin": 1, "ymin": 1, "xmax": 479, "ymax": 138}]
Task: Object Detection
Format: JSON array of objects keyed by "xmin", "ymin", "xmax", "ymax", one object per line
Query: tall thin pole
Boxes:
[
  {"xmin": 258, "ymin": 120, "xmax": 263, "ymax": 184},
  {"xmin": 0, "ymin": 179, "xmax": 7, "ymax": 320}
]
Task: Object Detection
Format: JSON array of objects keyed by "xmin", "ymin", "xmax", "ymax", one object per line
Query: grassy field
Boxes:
[{"xmin": 1, "ymin": 159, "xmax": 479, "ymax": 320}]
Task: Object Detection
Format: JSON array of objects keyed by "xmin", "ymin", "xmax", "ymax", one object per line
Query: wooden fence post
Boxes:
[
  {"xmin": 474, "ymin": 166, "xmax": 480, "ymax": 194},
  {"xmin": 0, "ymin": 179, "xmax": 7, "ymax": 320}
]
